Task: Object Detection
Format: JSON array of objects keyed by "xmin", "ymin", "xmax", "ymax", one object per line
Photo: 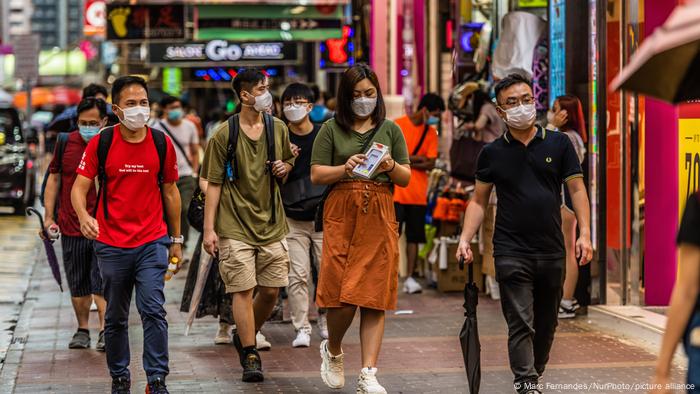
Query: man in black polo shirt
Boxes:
[{"xmin": 456, "ymin": 74, "xmax": 592, "ymax": 394}]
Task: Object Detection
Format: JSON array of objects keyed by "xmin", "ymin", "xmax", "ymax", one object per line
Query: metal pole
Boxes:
[{"xmin": 620, "ymin": 0, "xmax": 628, "ymax": 305}]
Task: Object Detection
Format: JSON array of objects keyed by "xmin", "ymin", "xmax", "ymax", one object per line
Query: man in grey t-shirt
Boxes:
[{"xmin": 159, "ymin": 96, "xmax": 200, "ymax": 246}]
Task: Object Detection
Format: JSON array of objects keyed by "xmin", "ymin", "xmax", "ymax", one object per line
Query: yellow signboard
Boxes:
[
  {"xmin": 678, "ymin": 118, "xmax": 700, "ymax": 216},
  {"xmin": 518, "ymin": 0, "xmax": 548, "ymax": 7}
]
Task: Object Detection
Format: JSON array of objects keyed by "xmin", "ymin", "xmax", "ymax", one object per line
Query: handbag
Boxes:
[{"xmin": 187, "ymin": 186, "xmax": 206, "ymax": 233}]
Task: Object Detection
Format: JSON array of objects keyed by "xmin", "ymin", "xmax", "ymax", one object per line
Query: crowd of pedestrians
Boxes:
[{"xmin": 53, "ymin": 65, "xmax": 700, "ymax": 394}]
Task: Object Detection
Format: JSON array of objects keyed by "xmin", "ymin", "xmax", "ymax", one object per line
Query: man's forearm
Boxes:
[
  {"xmin": 460, "ymin": 201, "xmax": 486, "ymax": 242},
  {"xmin": 204, "ymin": 183, "xmax": 222, "ymax": 232},
  {"xmin": 191, "ymin": 146, "xmax": 200, "ymax": 175},
  {"xmin": 164, "ymin": 187, "xmax": 182, "ymax": 236},
  {"xmin": 70, "ymin": 181, "xmax": 90, "ymax": 222},
  {"xmin": 44, "ymin": 174, "xmax": 59, "ymax": 221},
  {"xmin": 571, "ymin": 188, "xmax": 591, "ymax": 237}
]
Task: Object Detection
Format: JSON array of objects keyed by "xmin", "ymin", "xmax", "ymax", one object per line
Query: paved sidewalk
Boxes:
[{"xmin": 0, "ymin": 236, "xmax": 689, "ymax": 393}]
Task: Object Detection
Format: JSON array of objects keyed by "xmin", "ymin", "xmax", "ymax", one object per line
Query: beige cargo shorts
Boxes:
[{"xmin": 218, "ymin": 238, "xmax": 290, "ymax": 293}]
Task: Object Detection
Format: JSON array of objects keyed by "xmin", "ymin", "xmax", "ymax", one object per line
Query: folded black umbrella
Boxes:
[
  {"xmin": 27, "ymin": 208, "xmax": 63, "ymax": 292},
  {"xmin": 459, "ymin": 256, "xmax": 481, "ymax": 394}
]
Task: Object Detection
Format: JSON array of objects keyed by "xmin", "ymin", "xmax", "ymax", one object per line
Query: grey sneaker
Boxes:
[
  {"xmin": 68, "ymin": 330, "xmax": 90, "ymax": 349},
  {"xmin": 96, "ymin": 330, "xmax": 105, "ymax": 352}
]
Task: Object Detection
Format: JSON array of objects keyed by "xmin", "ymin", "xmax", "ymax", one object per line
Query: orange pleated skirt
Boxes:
[{"xmin": 316, "ymin": 180, "xmax": 399, "ymax": 311}]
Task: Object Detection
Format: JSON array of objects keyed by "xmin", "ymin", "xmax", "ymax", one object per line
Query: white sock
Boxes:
[{"xmin": 561, "ymin": 299, "xmax": 574, "ymax": 309}]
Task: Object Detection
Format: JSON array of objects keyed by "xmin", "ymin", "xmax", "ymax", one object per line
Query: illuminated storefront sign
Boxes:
[
  {"xmin": 148, "ymin": 41, "xmax": 298, "ymax": 65},
  {"xmin": 549, "ymin": 0, "xmax": 566, "ymax": 107}
]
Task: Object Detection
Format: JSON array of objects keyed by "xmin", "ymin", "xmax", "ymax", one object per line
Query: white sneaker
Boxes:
[
  {"xmin": 293, "ymin": 330, "xmax": 311, "ymax": 348},
  {"xmin": 357, "ymin": 367, "xmax": 387, "ymax": 393},
  {"xmin": 486, "ymin": 275, "xmax": 500, "ymax": 300},
  {"xmin": 90, "ymin": 301, "xmax": 98, "ymax": 311},
  {"xmin": 256, "ymin": 332, "xmax": 271, "ymax": 351},
  {"xmin": 403, "ymin": 277, "xmax": 423, "ymax": 294},
  {"xmin": 214, "ymin": 323, "xmax": 232, "ymax": 345},
  {"xmin": 318, "ymin": 314, "xmax": 329, "ymax": 339},
  {"xmin": 320, "ymin": 339, "xmax": 344, "ymax": 389}
]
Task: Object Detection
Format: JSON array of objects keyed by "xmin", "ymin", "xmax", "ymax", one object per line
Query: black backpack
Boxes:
[
  {"xmin": 93, "ymin": 126, "xmax": 168, "ymax": 219},
  {"xmin": 225, "ymin": 113, "xmax": 280, "ymax": 224},
  {"xmin": 40, "ymin": 132, "xmax": 70, "ymax": 207}
]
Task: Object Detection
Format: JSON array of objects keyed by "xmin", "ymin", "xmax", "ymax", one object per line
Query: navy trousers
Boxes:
[{"xmin": 95, "ymin": 235, "xmax": 170, "ymax": 383}]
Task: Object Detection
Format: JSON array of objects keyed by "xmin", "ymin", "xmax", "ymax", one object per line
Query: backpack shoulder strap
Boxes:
[
  {"xmin": 151, "ymin": 128, "xmax": 167, "ymax": 185},
  {"xmin": 94, "ymin": 126, "xmax": 115, "ymax": 218},
  {"xmin": 264, "ymin": 113, "xmax": 279, "ymax": 224},
  {"xmin": 226, "ymin": 114, "xmax": 240, "ymax": 181},
  {"xmin": 55, "ymin": 132, "xmax": 70, "ymax": 171}
]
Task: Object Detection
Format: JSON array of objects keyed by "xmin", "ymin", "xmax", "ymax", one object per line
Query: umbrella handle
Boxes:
[
  {"xmin": 459, "ymin": 256, "xmax": 474, "ymax": 283},
  {"xmin": 26, "ymin": 207, "xmax": 48, "ymax": 237}
]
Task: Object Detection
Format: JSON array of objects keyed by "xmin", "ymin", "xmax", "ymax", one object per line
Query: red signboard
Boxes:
[{"xmin": 84, "ymin": 0, "xmax": 106, "ymax": 37}]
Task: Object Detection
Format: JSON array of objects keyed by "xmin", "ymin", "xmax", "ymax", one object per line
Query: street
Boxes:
[{"xmin": 0, "ymin": 214, "xmax": 688, "ymax": 393}]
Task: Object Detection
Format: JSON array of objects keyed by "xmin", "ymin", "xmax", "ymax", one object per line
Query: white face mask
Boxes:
[
  {"xmin": 116, "ymin": 105, "xmax": 150, "ymax": 130},
  {"xmin": 352, "ymin": 97, "xmax": 377, "ymax": 118},
  {"xmin": 503, "ymin": 103, "xmax": 536, "ymax": 130},
  {"xmin": 249, "ymin": 90, "xmax": 273, "ymax": 113},
  {"xmin": 283, "ymin": 104, "xmax": 309, "ymax": 123}
]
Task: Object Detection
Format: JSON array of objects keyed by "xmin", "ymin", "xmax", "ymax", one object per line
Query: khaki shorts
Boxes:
[{"xmin": 218, "ymin": 238, "xmax": 290, "ymax": 293}]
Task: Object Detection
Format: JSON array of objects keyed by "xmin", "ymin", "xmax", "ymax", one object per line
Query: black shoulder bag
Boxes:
[{"xmin": 314, "ymin": 120, "xmax": 384, "ymax": 232}]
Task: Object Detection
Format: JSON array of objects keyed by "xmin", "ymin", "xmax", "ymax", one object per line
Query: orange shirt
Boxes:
[{"xmin": 393, "ymin": 115, "xmax": 438, "ymax": 206}]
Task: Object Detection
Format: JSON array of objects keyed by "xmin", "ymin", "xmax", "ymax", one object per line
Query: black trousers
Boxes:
[{"xmin": 495, "ymin": 256, "xmax": 565, "ymax": 393}]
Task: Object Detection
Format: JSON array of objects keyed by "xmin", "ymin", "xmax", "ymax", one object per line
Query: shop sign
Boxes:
[
  {"xmin": 678, "ymin": 102, "xmax": 700, "ymax": 215},
  {"xmin": 195, "ymin": 5, "xmax": 343, "ymax": 41},
  {"xmin": 84, "ymin": 0, "xmax": 106, "ymax": 37},
  {"xmin": 549, "ymin": 0, "xmax": 566, "ymax": 107},
  {"xmin": 148, "ymin": 41, "xmax": 298, "ymax": 65},
  {"xmin": 518, "ymin": 0, "xmax": 547, "ymax": 7},
  {"xmin": 106, "ymin": 4, "xmax": 185, "ymax": 41},
  {"xmin": 320, "ymin": 25, "xmax": 354, "ymax": 68}
]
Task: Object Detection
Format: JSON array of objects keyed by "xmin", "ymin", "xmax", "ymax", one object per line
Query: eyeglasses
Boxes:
[
  {"xmin": 498, "ymin": 96, "xmax": 535, "ymax": 109},
  {"xmin": 284, "ymin": 101, "xmax": 309, "ymax": 106}
]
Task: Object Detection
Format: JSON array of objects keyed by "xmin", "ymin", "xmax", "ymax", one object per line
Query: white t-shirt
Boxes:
[{"xmin": 159, "ymin": 119, "xmax": 199, "ymax": 177}]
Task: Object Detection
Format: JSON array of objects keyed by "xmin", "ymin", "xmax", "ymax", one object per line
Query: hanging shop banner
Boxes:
[
  {"xmin": 163, "ymin": 68, "xmax": 182, "ymax": 97},
  {"xmin": 195, "ymin": 5, "xmax": 343, "ymax": 41},
  {"xmin": 106, "ymin": 3, "xmax": 185, "ymax": 41},
  {"xmin": 320, "ymin": 26, "xmax": 354, "ymax": 68},
  {"xmin": 549, "ymin": 0, "xmax": 565, "ymax": 107},
  {"xmin": 148, "ymin": 41, "xmax": 299, "ymax": 66},
  {"xmin": 678, "ymin": 103, "xmax": 700, "ymax": 216}
]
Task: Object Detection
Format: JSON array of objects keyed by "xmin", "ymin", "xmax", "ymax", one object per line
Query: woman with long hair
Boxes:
[
  {"xmin": 310, "ymin": 64, "xmax": 411, "ymax": 394},
  {"xmin": 548, "ymin": 94, "xmax": 588, "ymax": 319}
]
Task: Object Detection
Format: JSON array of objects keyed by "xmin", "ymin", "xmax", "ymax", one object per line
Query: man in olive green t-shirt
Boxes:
[{"xmin": 201, "ymin": 69, "xmax": 295, "ymax": 383}]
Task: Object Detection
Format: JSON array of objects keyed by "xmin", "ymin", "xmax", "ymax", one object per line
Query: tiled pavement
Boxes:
[{"xmin": 0, "ymin": 222, "xmax": 689, "ymax": 393}]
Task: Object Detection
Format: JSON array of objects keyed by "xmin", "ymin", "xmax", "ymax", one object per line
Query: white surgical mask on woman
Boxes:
[
  {"xmin": 503, "ymin": 103, "xmax": 536, "ymax": 130},
  {"xmin": 352, "ymin": 97, "xmax": 377, "ymax": 118},
  {"xmin": 283, "ymin": 104, "xmax": 309, "ymax": 123},
  {"xmin": 116, "ymin": 105, "xmax": 150, "ymax": 130}
]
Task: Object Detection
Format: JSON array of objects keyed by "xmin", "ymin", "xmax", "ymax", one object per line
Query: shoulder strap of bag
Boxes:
[
  {"xmin": 94, "ymin": 126, "xmax": 115, "ymax": 218},
  {"xmin": 159, "ymin": 121, "xmax": 193, "ymax": 170},
  {"xmin": 226, "ymin": 114, "xmax": 240, "ymax": 181},
  {"xmin": 360, "ymin": 120, "xmax": 385, "ymax": 153},
  {"xmin": 412, "ymin": 123, "xmax": 430, "ymax": 156},
  {"xmin": 55, "ymin": 132, "xmax": 70, "ymax": 171},
  {"xmin": 151, "ymin": 128, "xmax": 167, "ymax": 186},
  {"xmin": 264, "ymin": 113, "xmax": 278, "ymax": 224}
]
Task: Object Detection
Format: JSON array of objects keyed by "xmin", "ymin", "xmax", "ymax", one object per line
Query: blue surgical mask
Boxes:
[
  {"xmin": 79, "ymin": 125, "xmax": 100, "ymax": 142},
  {"xmin": 167, "ymin": 108, "xmax": 183, "ymax": 122},
  {"xmin": 427, "ymin": 116, "xmax": 440, "ymax": 126}
]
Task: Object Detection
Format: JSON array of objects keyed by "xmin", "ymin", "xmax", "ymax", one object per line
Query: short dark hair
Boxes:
[
  {"xmin": 417, "ymin": 93, "xmax": 445, "ymax": 112},
  {"xmin": 82, "ymin": 83, "xmax": 108, "ymax": 99},
  {"xmin": 111, "ymin": 76, "xmax": 148, "ymax": 106},
  {"xmin": 335, "ymin": 64, "xmax": 386, "ymax": 132},
  {"xmin": 231, "ymin": 68, "xmax": 266, "ymax": 99},
  {"xmin": 77, "ymin": 97, "xmax": 107, "ymax": 118},
  {"xmin": 281, "ymin": 83, "xmax": 314, "ymax": 104},
  {"xmin": 160, "ymin": 95, "xmax": 181, "ymax": 108},
  {"xmin": 310, "ymin": 84, "xmax": 321, "ymax": 102},
  {"xmin": 494, "ymin": 73, "xmax": 532, "ymax": 104}
]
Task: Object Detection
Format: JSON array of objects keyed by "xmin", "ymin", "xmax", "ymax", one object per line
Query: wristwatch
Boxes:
[{"xmin": 170, "ymin": 235, "xmax": 184, "ymax": 244}]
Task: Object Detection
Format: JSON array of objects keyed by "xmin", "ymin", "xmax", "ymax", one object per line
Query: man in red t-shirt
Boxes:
[
  {"xmin": 45, "ymin": 97, "xmax": 107, "ymax": 351},
  {"xmin": 71, "ymin": 76, "xmax": 181, "ymax": 394},
  {"xmin": 393, "ymin": 93, "xmax": 444, "ymax": 295}
]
